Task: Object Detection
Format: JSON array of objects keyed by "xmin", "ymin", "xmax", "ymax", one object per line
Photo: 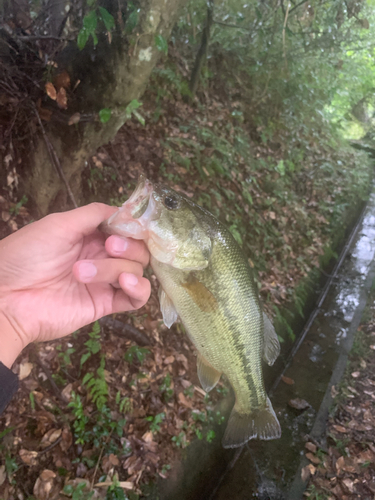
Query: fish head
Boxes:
[{"xmin": 100, "ymin": 175, "xmax": 212, "ymax": 271}]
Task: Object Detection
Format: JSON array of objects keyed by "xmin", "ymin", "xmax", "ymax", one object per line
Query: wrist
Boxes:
[{"xmin": 0, "ymin": 312, "xmax": 26, "ymax": 368}]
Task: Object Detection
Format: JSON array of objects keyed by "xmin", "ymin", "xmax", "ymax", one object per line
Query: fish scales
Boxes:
[{"xmin": 100, "ymin": 175, "xmax": 281, "ymax": 447}]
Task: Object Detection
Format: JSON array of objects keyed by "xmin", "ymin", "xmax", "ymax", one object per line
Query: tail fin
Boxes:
[{"xmin": 222, "ymin": 397, "xmax": 281, "ymax": 448}]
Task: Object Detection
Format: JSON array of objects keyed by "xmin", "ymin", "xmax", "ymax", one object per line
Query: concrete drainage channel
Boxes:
[{"xmin": 209, "ymin": 189, "xmax": 375, "ymax": 500}]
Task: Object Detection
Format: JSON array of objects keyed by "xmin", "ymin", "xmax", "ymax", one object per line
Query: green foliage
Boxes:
[
  {"xmin": 155, "ymin": 34, "xmax": 168, "ymax": 54},
  {"xmin": 9, "ymin": 195, "xmax": 28, "ymax": 215},
  {"xmin": 159, "ymin": 373, "xmax": 174, "ymax": 401},
  {"xmin": 80, "ymin": 321, "xmax": 101, "ymax": 367},
  {"xmin": 57, "ymin": 344, "xmax": 76, "ymax": 367},
  {"xmin": 145, "ymin": 412, "xmax": 165, "ymax": 433},
  {"xmin": 124, "ymin": 345, "xmax": 150, "ymax": 365},
  {"xmin": 116, "ymin": 392, "xmax": 133, "ymax": 414},
  {"xmin": 99, "ymin": 108, "xmax": 112, "ymax": 124},
  {"xmin": 63, "ymin": 481, "xmax": 94, "ymax": 500},
  {"xmin": 124, "ymin": 99, "xmax": 145, "ymax": 125},
  {"xmin": 82, "ymin": 356, "xmax": 108, "ymax": 410},
  {"xmin": 77, "ymin": 5, "xmax": 115, "ymax": 50}
]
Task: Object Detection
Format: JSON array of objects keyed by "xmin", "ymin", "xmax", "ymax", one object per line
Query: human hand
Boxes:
[{"xmin": 0, "ymin": 203, "xmax": 151, "ymax": 368}]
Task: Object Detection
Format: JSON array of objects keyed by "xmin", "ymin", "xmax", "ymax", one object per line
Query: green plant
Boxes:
[
  {"xmin": 57, "ymin": 344, "xmax": 76, "ymax": 367},
  {"xmin": 116, "ymin": 392, "xmax": 133, "ymax": 414},
  {"xmin": 77, "ymin": 5, "xmax": 115, "ymax": 50},
  {"xmin": 145, "ymin": 412, "xmax": 165, "ymax": 433},
  {"xmin": 5, "ymin": 453, "xmax": 18, "ymax": 484},
  {"xmin": 82, "ymin": 356, "xmax": 108, "ymax": 410},
  {"xmin": 9, "ymin": 195, "xmax": 28, "ymax": 215},
  {"xmin": 171, "ymin": 431, "xmax": 187, "ymax": 448},
  {"xmin": 80, "ymin": 321, "xmax": 101, "ymax": 367},
  {"xmin": 124, "ymin": 346, "xmax": 150, "ymax": 365},
  {"xmin": 160, "ymin": 373, "xmax": 174, "ymax": 401},
  {"xmin": 68, "ymin": 392, "xmax": 90, "ymax": 445},
  {"xmin": 63, "ymin": 481, "xmax": 94, "ymax": 500}
]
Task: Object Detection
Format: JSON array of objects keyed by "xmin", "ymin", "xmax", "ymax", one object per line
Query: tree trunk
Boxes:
[
  {"xmin": 23, "ymin": 0, "xmax": 188, "ymax": 216},
  {"xmin": 189, "ymin": 1, "xmax": 214, "ymax": 98}
]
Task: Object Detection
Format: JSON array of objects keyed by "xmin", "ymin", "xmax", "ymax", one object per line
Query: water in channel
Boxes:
[{"xmin": 210, "ymin": 189, "xmax": 375, "ymax": 499}]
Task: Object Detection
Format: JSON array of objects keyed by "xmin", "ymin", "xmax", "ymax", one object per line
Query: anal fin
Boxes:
[
  {"xmin": 158, "ymin": 287, "xmax": 178, "ymax": 329},
  {"xmin": 197, "ymin": 353, "xmax": 221, "ymax": 393}
]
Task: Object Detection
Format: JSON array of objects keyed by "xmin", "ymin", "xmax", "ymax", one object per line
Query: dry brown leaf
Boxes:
[
  {"xmin": 33, "ymin": 469, "xmax": 57, "ymax": 500},
  {"xmin": 19, "ymin": 449, "xmax": 38, "ymax": 466},
  {"xmin": 19, "ymin": 362, "xmax": 33, "ymax": 380},
  {"xmin": 351, "ymin": 371, "xmax": 360, "ymax": 378},
  {"xmin": 301, "ymin": 465, "xmax": 311, "ymax": 481},
  {"xmin": 2, "ymin": 211, "xmax": 11, "ymax": 222},
  {"xmin": 336, "ymin": 456, "xmax": 345, "ymax": 473},
  {"xmin": 39, "ymin": 106, "xmax": 53, "ymax": 121},
  {"xmin": 306, "ymin": 452, "xmax": 320, "ymax": 465},
  {"xmin": 56, "ymin": 87, "xmax": 67, "ymax": 109},
  {"xmin": 60, "ymin": 427, "xmax": 73, "ymax": 452},
  {"xmin": 281, "ymin": 375, "xmax": 295, "ymax": 385},
  {"xmin": 45, "ymin": 82, "xmax": 57, "ymax": 100},
  {"xmin": 288, "ymin": 398, "xmax": 310, "ymax": 410},
  {"xmin": 68, "ymin": 112, "xmax": 81, "ymax": 125},
  {"xmin": 332, "ymin": 424, "xmax": 347, "ymax": 433},
  {"xmin": 164, "ymin": 355, "xmax": 175, "ymax": 364},
  {"xmin": 40, "ymin": 428, "xmax": 62, "ymax": 448},
  {"xmin": 305, "ymin": 442, "xmax": 317, "ymax": 453},
  {"xmin": 178, "ymin": 392, "xmax": 192, "ymax": 408},
  {"xmin": 53, "ymin": 70, "xmax": 70, "ymax": 90}
]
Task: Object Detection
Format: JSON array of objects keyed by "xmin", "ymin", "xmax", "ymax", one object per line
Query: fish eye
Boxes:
[{"xmin": 164, "ymin": 195, "xmax": 179, "ymax": 210}]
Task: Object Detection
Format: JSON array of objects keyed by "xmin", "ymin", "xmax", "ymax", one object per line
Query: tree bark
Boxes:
[
  {"xmin": 23, "ymin": 0, "xmax": 188, "ymax": 215},
  {"xmin": 188, "ymin": 1, "xmax": 214, "ymax": 98}
]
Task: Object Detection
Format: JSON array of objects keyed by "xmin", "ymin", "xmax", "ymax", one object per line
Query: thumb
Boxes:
[{"xmin": 50, "ymin": 203, "xmax": 118, "ymax": 237}]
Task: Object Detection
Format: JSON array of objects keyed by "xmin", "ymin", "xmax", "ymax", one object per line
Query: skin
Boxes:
[{"xmin": 0, "ymin": 203, "xmax": 151, "ymax": 369}]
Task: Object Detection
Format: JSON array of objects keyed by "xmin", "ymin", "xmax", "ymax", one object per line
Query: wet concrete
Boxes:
[{"xmin": 210, "ymin": 189, "xmax": 375, "ymax": 499}]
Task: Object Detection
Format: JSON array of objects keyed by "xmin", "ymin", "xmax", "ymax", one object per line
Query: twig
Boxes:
[
  {"xmin": 99, "ymin": 317, "xmax": 152, "ymax": 346},
  {"xmin": 32, "ymin": 104, "xmax": 78, "ymax": 208},
  {"xmin": 90, "ymin": 442, "xmax": 106, "ymax": 490},
  {"xmin": 38, "ymin": 436, "xmax": 63, "ymax": 454}
]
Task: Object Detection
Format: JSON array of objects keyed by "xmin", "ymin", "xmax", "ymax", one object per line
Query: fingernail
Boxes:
[
  {"xmin": 112, "ymin": 237, "xmax": 128, "ymax": 254},
  {"xmin": 124, "ymin": 273, "xmax": 138, "ymax": 286},
  {"xmin": 78, "ymin": 262, "xmax": 97, "ymax": 281}
]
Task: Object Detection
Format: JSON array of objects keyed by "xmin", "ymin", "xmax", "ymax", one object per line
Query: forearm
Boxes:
[{"xmin": 0, "ymin": 312, "xmax": 25, "ymax": 369}]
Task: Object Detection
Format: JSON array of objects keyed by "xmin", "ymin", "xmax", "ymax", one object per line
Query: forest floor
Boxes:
[
  {"xmin": 304, "ymin": 285, "xmax": 375, "ymax": 500},
  {"xmin": 0, "ymin": 80, "xmax": 374, "ymax": 499}
]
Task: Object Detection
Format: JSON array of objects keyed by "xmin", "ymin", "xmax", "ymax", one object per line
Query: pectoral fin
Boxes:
[
  {"xmin": 158, "ymin": 287, "xmax": 178, "ymax": 329},
  {"xmin": 262, "ymin": 312, "xmax": 280, "ymax": 366},
  {"xmin": 197, "ymin": 353, "xmax": 222, "ymax": 392}
]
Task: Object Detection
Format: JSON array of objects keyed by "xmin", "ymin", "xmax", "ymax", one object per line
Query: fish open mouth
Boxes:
[{"xmin": 99, "ymin": 174, "xmax": 156, "ymax": 239}]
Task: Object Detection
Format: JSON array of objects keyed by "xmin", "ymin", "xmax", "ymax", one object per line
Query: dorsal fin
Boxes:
[{"xmin": 262, "ymin": 312, "xmax": 280, "ymax": 366}]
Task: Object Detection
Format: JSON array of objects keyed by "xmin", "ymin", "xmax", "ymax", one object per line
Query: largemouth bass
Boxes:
[{"xmin": 100, "ymin": 175, "xmax": 281, "ymax": 447}]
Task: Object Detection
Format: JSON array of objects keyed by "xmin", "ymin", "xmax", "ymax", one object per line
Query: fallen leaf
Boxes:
[
  {"xmin": 33, "ymin": 469, "xmax": 57, "ymax": 500},
  {"xmin": 305, "ymin": 442, "xmax": 317, "ymax": 453},
  {"xmin": 19, "ymin": 449, "xmax": 38, "ymax": 466},
  {"xmin": 56, "ymin": 88, "xmax": 67, "ymax": 109},
  {"xmin": 351, "ymin": 371, "xmax": 360, "ymax": 378},
  {"xmin": 18, "ymin": 361, "xmax": 33, "ymax": 380},
  {"xmin": 68, "ymin": 112, "xmax": 81, "ymax": 125},
  {"xmin": 40, "ymin": 428, "xmax": 62, "ymax": 448},
  {"xmin": 281, "ymin": 375, "xmax": 295, "ymax": 385},
  {"xmin": 53, "ymin": 70, "xmax": 70, "ymax": 90},
  {"xmin": 301, "ymin": 465, "xmax": 311, "ymax": 481},
  {"xmin": 332, "ymin": 424, "xmax": 347, "ymax": 433},
  {"xmin": 288, "ymin": 398, "xmax": 310, "ymax": 410},
  {"xmin": 164, "ymin": 355, "xmax": 175, "ymax": 364},
  {"xmin": 45, "ymin": 82, "xmax": 57, "ymax": 100},
  {"xmin": 306, "ymin": 452, "xmax": 320, "ymax": 465}
]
